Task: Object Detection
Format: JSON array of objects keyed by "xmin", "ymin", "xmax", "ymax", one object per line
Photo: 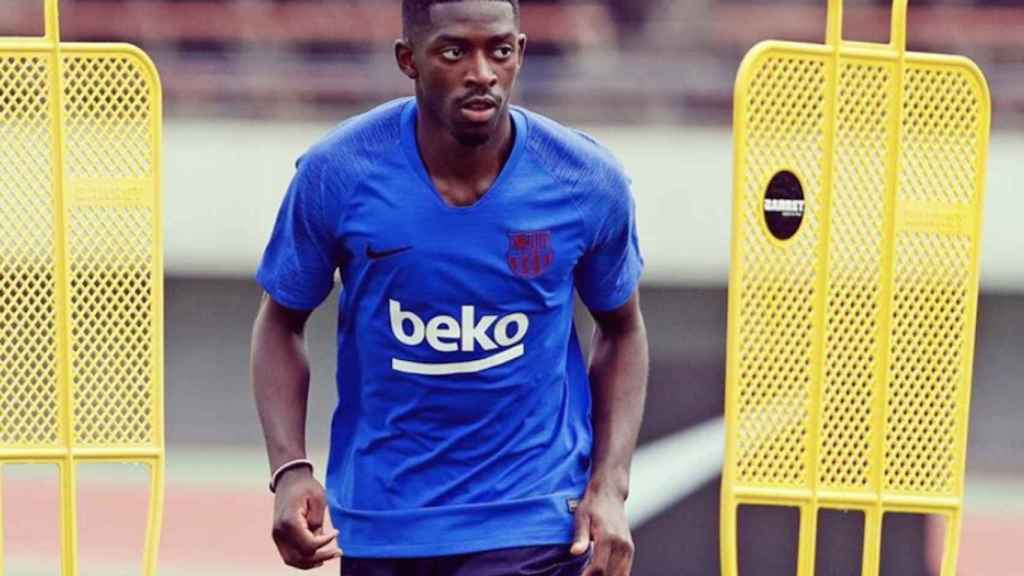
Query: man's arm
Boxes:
[
  {"xmin": 570, "ymin": 290, "xmax": 649, "ymax": 576},
  {"xmin": 251, "ymin": 293, "xmax": 342, "ymax": 570}
]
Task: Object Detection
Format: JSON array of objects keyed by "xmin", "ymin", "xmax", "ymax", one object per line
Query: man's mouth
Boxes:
[{"xmin": 459, "ymin": 97, "xmax": 498, "ymax": 123}]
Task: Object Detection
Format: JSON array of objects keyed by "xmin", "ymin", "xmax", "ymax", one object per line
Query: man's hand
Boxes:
[
  {"xmin": 570, "ymin": 486, "xmax": 634, "ymax": 576},
  {"xmin": 272, "ymin": 468, "xmax": 343, "ymax": 570}
]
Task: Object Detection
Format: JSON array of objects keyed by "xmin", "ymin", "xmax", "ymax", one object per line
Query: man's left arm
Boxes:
[{"xmin": 570, "ymin": 290, "xmax": 649, "ymax": 576}]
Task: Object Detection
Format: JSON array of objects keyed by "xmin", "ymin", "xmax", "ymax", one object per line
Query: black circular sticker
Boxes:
[{"xmin": 763, "ymin": 171, "xmax": 805, "ymax": 241}]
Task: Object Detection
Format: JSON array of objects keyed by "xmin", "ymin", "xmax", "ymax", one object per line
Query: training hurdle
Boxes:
[
  {"xmin": 721, "ymin": 0, "xmax": 990, "ymax": 574},
  {"xmin": 0, "ymin": 1, "xmax": 164, "ymax": 574}
]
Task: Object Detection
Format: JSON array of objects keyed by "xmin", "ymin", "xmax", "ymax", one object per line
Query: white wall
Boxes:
[{"xmin": 164, "ymin": 119, "xmax": 1024, "ymax": 291}]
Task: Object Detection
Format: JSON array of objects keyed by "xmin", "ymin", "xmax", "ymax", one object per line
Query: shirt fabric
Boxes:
[{"xmin": 257, "ymin": 98, "xmax": 643, "ymax": 558}]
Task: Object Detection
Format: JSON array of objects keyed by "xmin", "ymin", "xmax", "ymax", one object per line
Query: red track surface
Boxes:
[
  {"xmin": 3, "ymin": 477, "xmax": 338, "ymax": 574},
  {"xmin": 3, "ymin": 477, "xmax": 1021, "ymax": 574}
]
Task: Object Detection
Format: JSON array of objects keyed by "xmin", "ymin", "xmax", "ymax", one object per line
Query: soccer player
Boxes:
[{"xmin": 250, "ymin": 1, "xmax": 648, "ymax": 574}]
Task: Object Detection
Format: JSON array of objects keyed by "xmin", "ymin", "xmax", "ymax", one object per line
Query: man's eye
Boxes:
[
  {"xmin": 441, "ymin": 47, "xmax": 464, "ymax": 61},
  {"xmin": 493, "ymin": 46, "xmax": 514, "ymax": 59}
]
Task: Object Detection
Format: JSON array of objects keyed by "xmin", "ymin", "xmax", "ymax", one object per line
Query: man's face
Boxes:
[{"xmin": 398, "ymin": 1, "xmax": 526, "ymax": 147}]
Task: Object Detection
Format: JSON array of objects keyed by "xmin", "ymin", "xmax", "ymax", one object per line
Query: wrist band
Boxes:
[{"xmin": 269, "ymin": 458, "xmax": 314, "ymax": 493}]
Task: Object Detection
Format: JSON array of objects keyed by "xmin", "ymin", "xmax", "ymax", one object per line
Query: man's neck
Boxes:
[{"xmin": 415, "ymin": 107, "xmax": 515, "ymax": 206}]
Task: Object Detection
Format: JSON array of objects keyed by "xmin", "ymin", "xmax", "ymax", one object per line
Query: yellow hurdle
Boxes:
[
  {"xmin": 721, "ymin": 1, "xmax": 990, "ymax": 574},
  {"xmin": 0, "ymin": 1, "xmax": 163, "ymax": 574}
]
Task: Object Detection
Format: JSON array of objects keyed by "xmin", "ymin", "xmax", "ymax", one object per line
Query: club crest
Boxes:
[{"xmin": 507, "ymin": 230, "xmax": 554, "ymax": 278}]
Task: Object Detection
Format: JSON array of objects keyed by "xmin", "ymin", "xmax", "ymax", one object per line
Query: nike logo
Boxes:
[{"xmin": 366, "ymin": 245, "xmax": 413, "ymax": 260}]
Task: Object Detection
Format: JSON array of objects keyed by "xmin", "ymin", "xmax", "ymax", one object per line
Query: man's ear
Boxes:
[
  {"xmin": 395, "ymin": 39, "xmax": 418, "ymax": 79},
  {"xmin": 517, "ymin": 33, "xmax": 527, "ymax": 67}
]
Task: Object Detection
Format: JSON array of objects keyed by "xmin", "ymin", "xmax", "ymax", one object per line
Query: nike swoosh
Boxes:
[{"xmin": 366, "ymin": 245, "xmax": 413, "ymax": 260}]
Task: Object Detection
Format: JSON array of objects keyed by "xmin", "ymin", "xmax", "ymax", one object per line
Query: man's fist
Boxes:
[
  {"xmin": 272, "ymin": 468, "xmax": 343, "ymax": 570},
  {"xmin": 570, "ymin": 487, "xmax": 634, "ymax": 576}
]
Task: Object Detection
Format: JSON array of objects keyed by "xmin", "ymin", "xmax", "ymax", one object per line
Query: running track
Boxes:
[{"xmin": 4, "ymin": 441, "xmax": 1023, "ymax": 575}]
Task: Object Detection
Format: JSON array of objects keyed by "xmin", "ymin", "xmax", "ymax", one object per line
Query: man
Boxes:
[{"xmin": 250, "ymin": 1, "xmax": 648, "ymax": 574}]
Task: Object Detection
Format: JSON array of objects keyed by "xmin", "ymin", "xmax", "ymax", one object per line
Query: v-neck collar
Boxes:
[{"xmin": 400, "ymin": 99, "xmax": 528, "ymax": 213}]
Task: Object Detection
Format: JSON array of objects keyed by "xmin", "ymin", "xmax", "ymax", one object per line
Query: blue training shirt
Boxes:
[{"xmin": 256, "ymin": 98, "xmax": 643, "ymax": 557}]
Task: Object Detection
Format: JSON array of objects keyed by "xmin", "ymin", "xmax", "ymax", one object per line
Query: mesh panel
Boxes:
[
  {"xmin": 62, "ymin": 56, "xmax": 152, "ymax": 179},
  {"xmin": 882, "ymin": 64, "xmax": 981, "ymax": 495},
  {"xmin": 69, "ymin": 207, "xmax": 155, "ymax": 446},
  {"xmin": 899, "ymin": 67, "xmax": 980, "ymax": 205},
  {"xmin": 884, "ymin": 232, "xmax": 970, "ymax": 494},
  {"xmin": 736, "ymin": 55, "xmax": 827, "ymax": 486},
  {"xmin": 817, "ymin": 62, "xmax": 890, "ymax": 490},
  {"xmin": 0, "ymin": 55, "xmax": 61, "ymax": 448},
  {"xmin": 62, "ymin": 54, "xmax": 156, "ymax": 447}
]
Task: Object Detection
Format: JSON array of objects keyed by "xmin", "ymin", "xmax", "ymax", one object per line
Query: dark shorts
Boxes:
[{"xmin": 340, "ymin": 544, "xmax": 591, "ymax": 576}]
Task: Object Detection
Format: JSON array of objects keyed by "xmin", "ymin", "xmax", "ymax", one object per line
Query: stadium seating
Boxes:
[{"xmin": 1, "ymin": 0, "xmax": 1020, "ymax": 125}]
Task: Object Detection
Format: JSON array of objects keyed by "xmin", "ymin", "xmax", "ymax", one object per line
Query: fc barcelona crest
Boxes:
[{"xmin": 507, "ymin": 230, "xmax": 554, "ymax": 278}]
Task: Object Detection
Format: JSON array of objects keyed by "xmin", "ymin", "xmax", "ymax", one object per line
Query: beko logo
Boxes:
[{"xmin": 389, "ymin": 300, "xmax": 529, "ymax": 376}]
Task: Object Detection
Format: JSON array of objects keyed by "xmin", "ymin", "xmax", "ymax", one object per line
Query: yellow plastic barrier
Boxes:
[
  {"xmin": 0, "ymin": 1, "xmax": 164, "ymax": 574},
  {"xmin": 721, "ymin": 1, "xmax": 990, "ymax": 575}
]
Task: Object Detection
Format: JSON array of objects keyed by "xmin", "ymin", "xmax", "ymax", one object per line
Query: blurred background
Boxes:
[{"xmin": 1, "ymin": 0, "xmax": 1022, "ymax": 574}]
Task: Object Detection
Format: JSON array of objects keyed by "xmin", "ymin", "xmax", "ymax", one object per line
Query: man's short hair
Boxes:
[{"xmin": 402, "ymin": 0, "xmax": 520, "ymax": 39}]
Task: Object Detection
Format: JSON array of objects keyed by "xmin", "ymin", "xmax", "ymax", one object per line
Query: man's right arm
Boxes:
[
  {"xmin": 252, "ymin": 292, "xmax": 315, "ymax": 473},
  {"xmin": 251, "ymin": 293, "xmax": 342, "ymax": 570}
]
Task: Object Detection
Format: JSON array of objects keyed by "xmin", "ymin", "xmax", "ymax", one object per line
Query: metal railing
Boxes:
[{"xmin": 1, "ymin": 0, "xmax": 1020, "ymax": 125}]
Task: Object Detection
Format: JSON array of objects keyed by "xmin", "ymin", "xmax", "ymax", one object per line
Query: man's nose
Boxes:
[{"xmin": 464, "ymin": 51, "xmax": 498, "ymax": 87}]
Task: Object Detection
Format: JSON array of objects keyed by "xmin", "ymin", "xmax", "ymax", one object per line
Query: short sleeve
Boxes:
[
  {"xmin": 256, "ymin": 155, "xmax": 338, "ymax": 311},
  {"xmin": 574, "ymin": 179, "xmax": 644, "ymax": 312}
]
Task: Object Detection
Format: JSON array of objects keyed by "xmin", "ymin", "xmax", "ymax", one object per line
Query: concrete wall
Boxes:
[{"xmin": 164, "ymin": 118, "xmax": 1024, "ymax": 290}]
